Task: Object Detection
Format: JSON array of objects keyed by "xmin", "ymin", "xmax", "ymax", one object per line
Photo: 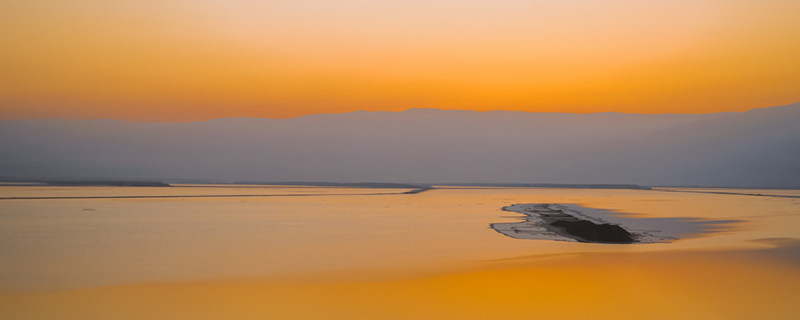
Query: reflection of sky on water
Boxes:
[{"xmin": 1, "ymin": 186, "xmax": 798, "ymax": 293}]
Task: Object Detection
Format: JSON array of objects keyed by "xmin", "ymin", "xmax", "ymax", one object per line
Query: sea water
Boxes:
[{"xmin": 1, "ymin": 185, "xmax": 798, "ymax": 319}]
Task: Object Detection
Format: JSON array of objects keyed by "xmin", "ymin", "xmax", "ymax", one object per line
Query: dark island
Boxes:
[
  {"xmin": 549, "ymin": 218, "xmax": 634, "ymax": 243},
  {"xmin": 492, "ymin": 204, "xmax": 637, "ymax": 244}
]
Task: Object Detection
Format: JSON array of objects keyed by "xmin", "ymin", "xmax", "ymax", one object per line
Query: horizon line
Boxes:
[{"xmin": 1, "ymin": 102, "xmax": 798, "ymax": 124}]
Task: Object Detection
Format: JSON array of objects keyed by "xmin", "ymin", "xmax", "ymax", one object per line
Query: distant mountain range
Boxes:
[{"xmin": 1, "ymin": 103, "xmax": 799, "ymax": 188}]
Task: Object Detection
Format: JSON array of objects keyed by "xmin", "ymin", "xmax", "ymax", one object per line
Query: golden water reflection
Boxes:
[{"xmin": 0, "ymin": 186, "xmax": 798, "ymax": 319}]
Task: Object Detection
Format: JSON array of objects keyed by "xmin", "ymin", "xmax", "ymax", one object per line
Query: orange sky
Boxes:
[{"xmin": 1, "ymin": 0, "xmax": 799, "ymax": 121}]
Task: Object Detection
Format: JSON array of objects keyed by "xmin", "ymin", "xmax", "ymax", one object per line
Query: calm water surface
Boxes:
[{"xmin": 1, "ymin": 186, "xmax": 798, "ymax": 319}]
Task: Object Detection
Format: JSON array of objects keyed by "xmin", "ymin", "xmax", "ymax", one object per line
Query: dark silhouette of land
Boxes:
[
  {"xmin": 233, "ymin": 181, "xmax": 427, "ymax": 189},
  {"xmin": 522, "ymin": 204, "xmax": 634, "ymax": 243},
  {"xmin": 0, "ymin": 180, "xmax": 170, "ymax": 187},
  {"xmin": 44, "ymin": 180, "xmax": 171, "ymax": 187},
  {"xmin": 439, "ymin": 183, "xmax": 650, "ymax": 190},
  {"xmin": 550, "ymin": 220, "xmax": 633, "ymax": 243},
  {"xmin": 492, "ymin": 204, "xmax": 638, "ymax": 244}
]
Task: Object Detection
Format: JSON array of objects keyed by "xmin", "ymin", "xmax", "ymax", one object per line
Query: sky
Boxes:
[{"xmin": 1, "ymin": 0, "xmax": 799, "ymax": 121}]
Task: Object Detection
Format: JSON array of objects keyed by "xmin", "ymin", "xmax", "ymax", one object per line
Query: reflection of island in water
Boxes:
[{"xmin": 492, "ymin": 203, "xmax": 736, "ymax": 244}]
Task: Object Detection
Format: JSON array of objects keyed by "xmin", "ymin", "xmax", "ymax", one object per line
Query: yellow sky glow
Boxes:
[{"xmin": 1, "ymin": 0, "xmax": 799, "ymax": 121}]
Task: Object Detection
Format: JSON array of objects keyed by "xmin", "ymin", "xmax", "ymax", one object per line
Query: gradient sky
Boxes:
[{"xmin": 2, "ymin": 0, "xmax": 799, "ymax": 121}]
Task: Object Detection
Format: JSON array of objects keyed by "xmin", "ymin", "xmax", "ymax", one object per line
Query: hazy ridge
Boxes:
[{"xmin": 1, "ymin": 103, "xmax": 798, "ymax": 188}]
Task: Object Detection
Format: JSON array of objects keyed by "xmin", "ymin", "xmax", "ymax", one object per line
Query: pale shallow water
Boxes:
[{"xmin": 0, "ymin": 186, "xmax": 798, "ymax": 319}]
